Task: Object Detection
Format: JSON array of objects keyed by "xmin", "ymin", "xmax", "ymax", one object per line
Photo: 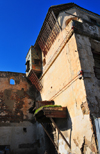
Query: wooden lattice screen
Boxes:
[
  {"xmin": 38, "ymin": 11, "xmax": 61, "ymax": 55},
  {"xmin": 28, "ymin": 70, "xmax": 43, "ymax": 91}
]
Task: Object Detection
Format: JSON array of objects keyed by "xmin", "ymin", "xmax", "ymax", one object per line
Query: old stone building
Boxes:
[
  {"xmin": 0, "ymin": 72, "xmax": 40, "ymax": 154},
  {"xmin": 26, "ymin": 3, "xmax": 100, "ymax": 154},
  {"xmin": 1, "ymin": 2, "xmax": 100, "ymax": 154},
  {"xmin": 0, "ymin": 71, "xmax": 55, "ymax": 154}
]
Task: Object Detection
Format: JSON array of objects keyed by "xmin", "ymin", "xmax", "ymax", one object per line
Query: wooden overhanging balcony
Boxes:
[
  {"xmin": 28, "ymin": 69, "xmax": 43, "ymax": 91},
  {"xmin": 34, "ymin": 100, "xmax": 67, "ymax": 123},
  {"xmin": 32, "ymin": 100, "xmax": 70, "ymax": 150}
]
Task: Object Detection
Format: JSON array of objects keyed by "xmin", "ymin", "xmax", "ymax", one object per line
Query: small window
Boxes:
[
  {"xmin": 23, "ymin": 128, "xmax": 27, "ymax": 132},
  {"xmin": 10, "ymin": 79, "xmax": 15, "ymax": 85},
  {"xmin": 34, "ymin": 59, "xmax": 40, "ymax": 65},
  {"xmin": 90, "ymin": 18, "xmax": 97, "ymax": 24},
  {"xmin": 25, "ymin": 60, "xmax": 30, "ymax": 72},
  {"xmin": 92, "ymin": 48, "xmax": 100, "ymax": 80}
]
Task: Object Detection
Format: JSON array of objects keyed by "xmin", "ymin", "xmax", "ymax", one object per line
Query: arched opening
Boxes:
[
  {"xmin": 65, "ymin": 17, "xmax": 78, "ymax": 26},
  {"xmin": 10, "ymin": 79, "xmax": 15, "ymax": 85}
]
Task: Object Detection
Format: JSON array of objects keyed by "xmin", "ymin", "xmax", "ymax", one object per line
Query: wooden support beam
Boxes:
[
  {"xmin": 41, "ymin": 123, "xmax": 59, "ymax": 153},
  {"xmin": 50, "ymin": 118, "xmax": 71, "ymax": 149}
]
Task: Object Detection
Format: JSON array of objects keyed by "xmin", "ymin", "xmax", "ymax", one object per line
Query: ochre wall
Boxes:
[{"xmin": 39, "ymin": 24, "xmax": 97, "ymax": 153}]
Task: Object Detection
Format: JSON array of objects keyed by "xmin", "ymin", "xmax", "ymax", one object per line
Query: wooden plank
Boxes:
[
  {"xmin": 34, "ymin": 107, "xmax": 67, "ymax": 122},
  {"xmin": 44, "ymin": 108, "xmax": 67, "ymax": 118},
  {"xmin": 35, "ymin": 100, "xmax": 54, "ymax": 109},
  {"xmin": 45, "ymin": 114, "xmax": 67, "ymax": 118},
  {"xmin": 43, "ymin": 107, "xmax": 67, "ymax": 110},
  {"xmin": 50, "ymin": 118, "xmax": 71, "ymax": 149},
  {"xmin": 41, "ymin": 123, "xmax": 58, "ymax": 153}
]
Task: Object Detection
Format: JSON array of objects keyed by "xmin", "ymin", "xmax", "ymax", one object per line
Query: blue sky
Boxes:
[{"xmin": 0, "ymin": 0, "xmax": 100, "ymax": 73}]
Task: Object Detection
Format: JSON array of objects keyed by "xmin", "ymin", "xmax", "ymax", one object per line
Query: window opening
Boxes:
[
  {"xmin": 90, "ymin": 18, "xmax": 97, "ymax": 24},
  {"xmin": 92, "ymin": 49, "xmax": 100, "ymax": 80},
  {"xmin": 25, "ymin": 60, "xmax": 30, "ymax": 72},
  {"xmin": 10, "ymin": 79, "xmax": 15, "ymax": 85},
  {"xmin": 23, "ymin": 128, "xmax": 27, "ymax": 132},
  {"xmin": 34, "ymin": 59, "xmax": 40, "ymax": 65}
]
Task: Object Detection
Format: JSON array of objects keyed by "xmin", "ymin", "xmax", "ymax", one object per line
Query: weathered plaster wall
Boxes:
[
  {"xmin": 0, "ymin": 71, "xmax": 46, "ymax": 154},
  {"xmin": 26, "ymin": 48, "xmax": 32, "ymax": 77},
  {"xmin": 0, "ymin": 72, "xmax": 35, "ymax": 122},
  {"xmin": 76, "ymin": 33, "xmax": 100, "ymax": 153},
  {"xmin": 57, "ymin": 8, "xmax": 77, "ymax": 29},
  {"xmin": 57, "ymin": 7, "xmax": 100, "ymax": 31},
  {"xmin": 39, "ymin": 22, "xmax": 97, "ymax": 153},
  {"xmin": 0, "ymin": 71, "xmax": 55, "ymax": 154},
  {"xmin": 0, "ymin": 122, "xmax": 38, "ymax": 154},
  {"xmin": 76, "ymin": 7, "xmax": 100, "ymax": 24}
]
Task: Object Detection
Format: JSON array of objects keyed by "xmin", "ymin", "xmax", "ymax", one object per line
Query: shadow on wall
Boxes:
[{"xmin": 54, "ymin": 108, "xmax": 72, "ymax": 146}]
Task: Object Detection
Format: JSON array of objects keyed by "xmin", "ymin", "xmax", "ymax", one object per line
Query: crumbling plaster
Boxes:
[
  {"xmin": 76, "ymin": 32, "xmax": 100, "ymax": 118},
  {"xmin": 1, "ymin": 4, "xmax": 100, "ymax": 154},
  {"xmin": 38, "ymin": 20, "xmax": 98, "ymax": 153},
  {"xmin": 0, "ymin": 71, "xmax": 35, "ymax": 122},
  {"xmin": 57, "ymin": 8, "xmax": 77, "ymax": 29},
  {"xmin": 0, "ymin": 71, "xmax": 47, "ymax": 154}
]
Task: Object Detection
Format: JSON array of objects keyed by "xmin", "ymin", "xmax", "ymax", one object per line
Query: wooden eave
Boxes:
[
  {"xmin": 34, "ymin": 3, "xmax": 100, "ymax": 49},
  {"xmin": 34, "ymin": 107, "xmax": 67, "ymax": 123}
]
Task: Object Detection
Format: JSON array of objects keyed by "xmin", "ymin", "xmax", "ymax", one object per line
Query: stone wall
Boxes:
[
  {"xmin": 76, "ymin": 33, "xmax": 100, "ymax": 153},
  {"xmin": 0, "ymin": 72, "xmax": 41, "ymax": 154},
  {"xmin": 0, "ymin": 71, "xmax": 56, "ymax": 154},
  {"xmin": 0, "ymin": 71, "xmax": 35, "ymax": 123}
]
